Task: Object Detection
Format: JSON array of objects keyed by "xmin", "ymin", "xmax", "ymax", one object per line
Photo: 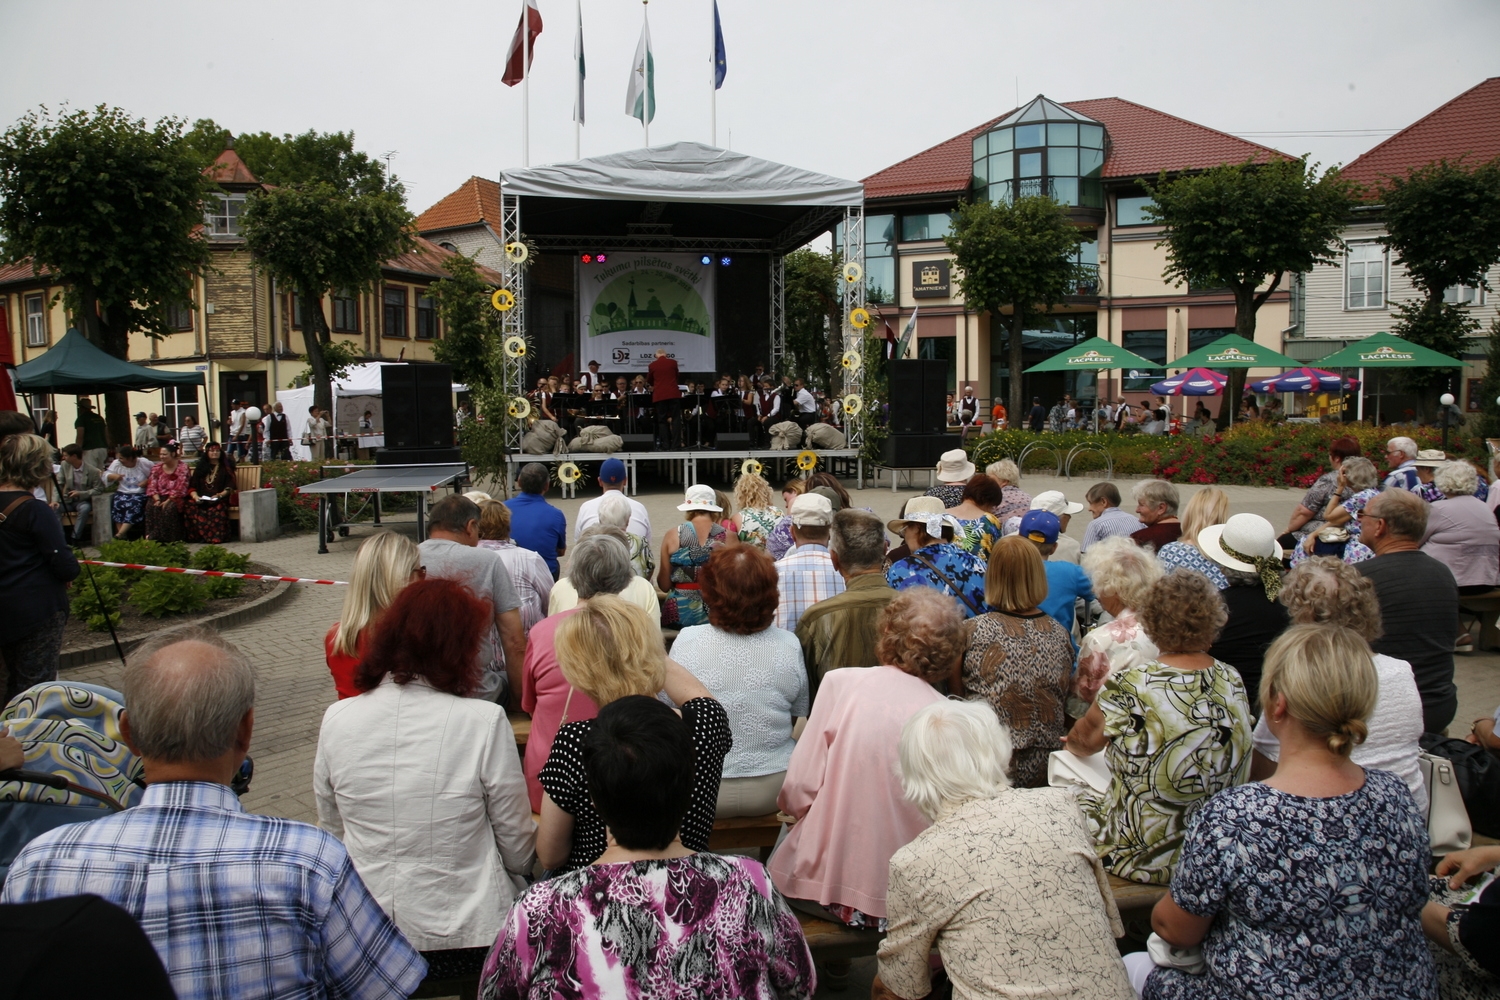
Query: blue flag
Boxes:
[{"xmin": 712, "ymin": 0, "xmax": 727, "ymax": 89}]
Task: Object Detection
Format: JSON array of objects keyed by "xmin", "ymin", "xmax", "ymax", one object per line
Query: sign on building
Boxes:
[{"xmin": 911, "ymin": 259, "xmax": 950, "ymax": 299}]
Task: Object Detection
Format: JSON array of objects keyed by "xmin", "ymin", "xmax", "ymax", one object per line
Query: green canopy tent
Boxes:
[
  {"xmin": 1311, "ymin": 331, "xmax": 1465, "ymax": 424},
  {"xmin": 12, "ymin": 328, "xmax": 205, "ymax": 395},
  {"xmin": 1165, "ymin": 334, "xmax": 1301, "ymax": 426},
  {"xmin": 1025, "ymin": 337, "xmax": 1163, "ymax": 432}
]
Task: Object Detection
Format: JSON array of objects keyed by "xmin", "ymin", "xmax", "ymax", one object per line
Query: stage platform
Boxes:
[{"xmin": 502, "ymin": 450, "xmax": 865, "ymax": 495}]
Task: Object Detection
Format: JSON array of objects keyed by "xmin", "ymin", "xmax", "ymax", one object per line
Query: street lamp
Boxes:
[{"xmin": 1441, "ymin": 393, "xmax": 1456, "ymax": 453}]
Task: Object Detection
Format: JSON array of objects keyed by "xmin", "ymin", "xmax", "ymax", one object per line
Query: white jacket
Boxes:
[{"xmin": 314, "ymin": 676, "xmax": 536, "ymax": 950}]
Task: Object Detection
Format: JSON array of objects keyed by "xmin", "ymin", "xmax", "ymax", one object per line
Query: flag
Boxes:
[
  {"xmin": 883, "ymin": 319, "xmax": 896, "ymax": 359},
  {"xmin": 626, "ymin": 11, "xmax": 655, "ymax": 124},
  {"xmin": 896, "ymin": 308, "xmax": 919, "ymax": 360},
  {"xmin": 572, "ymin": 3, "xmax": 585, "ymax": 125},
  {"xmin": 712, "ymin": 0, "xmax": 727, "ymax": 89},
  {"xmin": 502, "ymin": 0, "xmax": 543, "ymax": 88}
]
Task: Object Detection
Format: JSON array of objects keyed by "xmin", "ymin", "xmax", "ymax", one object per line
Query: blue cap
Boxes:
[
  {"xmin": 1019, "ymin": 509, "xmax": 1060, "ymax": 544},
  {"xmin": 599, "ymin": 458, "xmax": 628, "ymax": 484}
]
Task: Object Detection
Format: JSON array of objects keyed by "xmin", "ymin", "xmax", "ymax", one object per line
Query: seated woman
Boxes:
[
  {"xmin": 1320, "ymin": 455, "xmax": 1381, "ymax": 535},
  {"xmin": 986, "ymin": 459, "xmax": 1032, "ymax": 523},
  {"xmin": 1422, "ymin": 460, "xmax": 1500, "ymax": 596},
  {"xmin": 597, "ymin": 490, "xmax": 654, "ymax": 581},
  {"xmin": 315, "ymin": 577, "xmax": 535, "ymax": 980},
  {"xmin": 770, "ymin": 587, "xmax": 960, "ymax": 930},
  {"xmin": 876, "ymin": 700, "xmax": 1134, "ymax": 1000},
  {"xmin": 659, "ymin": 484, "xmax": 729, "ymax": 628},
  {"xmin": 673, "ymin": 545, "xmax": 809, "ymax": 818},
  {"xmin": 324, "ymin": 530, "xmax": 422, "ymax": 700},
  {"xmin": 103, "ymin": 446, "xmax": 154, "ymax": 539},
  {"xmin": 1251, "ymin": 557, "xmax": 1424, "ymax": 808},
  {"xmin": 1155, "ymin": 486, "xmax": 1229, "ymax": 589},
  {"xmin": 1130, "ymin": 624, "xmax": 1436, "ymax": 999},
  {"xmin": 1198, "ymin": 513, "xmax": 1290, "ymax": 711},
  {"xmin": 885, "ymin": 498, "xmax": 988, "ymax": 619},
  {"xmin": 480, "ymin": 695, "xmax": 815, "ymax": 1000},
  {"xmin": 960, "ymin": 535, "xmax": 1074, "ymax": 788},
  {"xmin": 185, "ymin": 442, "xmax": 235, "ymax": 544},
  {"xmin": 1066, "ymin": 569, "xmax": 1252, "ymax": 885},
  {"xmin": 947, "ymin": 474, "xmax": 1004, "ymax": 561},
  {"xmin": 1073, "ymin": 537, "xmax": 1163, "ymax": 707},
  {"xmin": 766, "ymin": 478, "xmax": 806, "ymax": 561},
  {"xmin": 475, "ymin": 499, "xmax": 553, "ymax": 632},
  {"xmin": 1424, "ymin": 844, "xmax": 1500, "ymax": 997},
  {"xmin": 547, "ymin": 526, "xmax": 660, "ymax": 619},
  {"xmin": 537, "ymin": 595, "xmax": 731, "ymax": 874},
  {"xmin": 142, "ymin": 443, "xmax": 191, "ymax": 543},
  {"xmin": 734, "ymin": 470, "xmax": 781, "ymax": 549}
]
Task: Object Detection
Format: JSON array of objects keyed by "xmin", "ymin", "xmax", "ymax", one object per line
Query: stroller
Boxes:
[{"xmin": 0, "ymin": 681, "xmax": 252, "ymax": 885}]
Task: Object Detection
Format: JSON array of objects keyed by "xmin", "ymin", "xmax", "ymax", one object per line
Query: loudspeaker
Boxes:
[
  {"xmin": 375, "ymin": 447, "xmax": 464, "ymax": 466},
  {"xmin": 381, "ymin": 364, "xmax": 454, "ymax": 451},
  {"xmin": 715, "ymin": 432, "xmax": 751, "ymax": 449},
  {"xmin": 881, "ymin": 433, "xmax": 958, "ymax": 468},
  {"xmin": 889, "ymin": 360, "xmax": 947, "ymax": 435},
  {"xmin": 619, "ymin": 434, "xmax": 655, "ymax": 451}
]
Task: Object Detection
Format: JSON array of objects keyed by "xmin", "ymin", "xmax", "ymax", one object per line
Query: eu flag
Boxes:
[{"xmin": 712, "ymin": 0, "xmax": 727, "ymax": 89}]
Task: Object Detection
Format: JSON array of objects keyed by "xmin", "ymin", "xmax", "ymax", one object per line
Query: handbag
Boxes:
[
  {"xmin": 1421, "ymin": 733, "xmax": 1500, "ymax": 839},
  {"xmin": 1419, "ymin": 750, "xmax": 1473, "ymax": 854}
]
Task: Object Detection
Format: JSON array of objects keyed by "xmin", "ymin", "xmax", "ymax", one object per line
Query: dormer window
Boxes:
[
  {"xmin": 206, "ymin": 193, "xmax": 247, "ymax": 236},
  {"xmin": 973, "ymin": 96, "xmax": 1106, "ymax": 210}
]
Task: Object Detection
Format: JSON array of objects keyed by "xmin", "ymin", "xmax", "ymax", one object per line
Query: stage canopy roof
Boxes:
[{"xmin": 500, "ymin": 141, "xmax": 863, "ymax": 255}]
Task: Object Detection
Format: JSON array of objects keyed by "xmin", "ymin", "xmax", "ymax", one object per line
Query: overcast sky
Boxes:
[{"xmin": 5, "ymin": 0, "xmax": 1499, "ymax": 217}]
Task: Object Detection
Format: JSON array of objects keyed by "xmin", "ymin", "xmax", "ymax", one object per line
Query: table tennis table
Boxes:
[{"xmin": 297, "ymin": 463, "xmax": 470, "ymax": 553}]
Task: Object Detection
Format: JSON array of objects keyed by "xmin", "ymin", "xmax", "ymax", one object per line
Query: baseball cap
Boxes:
[
  {"xmin": 809, "ymin": 486, "xmax": 844, "ymax": 512},
  {"xmin": 599, "ymin": 457, "xmax": 627, "ymax": 484},
  {"xmin": 1019, "ymin": 509, "xmax": 1060, "ymax": 544},
  {"xmin": 134, "ymin": 411, "xmax": 147, "ymax": 419},
  {"xmin": 790, "ymin": 492, "xmax": 834, "ymax": 527},
  {"xmin": 1030, "ymin": 490, "xmax": 1085, "ymax": 516},
  {"xmin": 587, "ymin": 359, "xmax": 600, "ymax": 366}
]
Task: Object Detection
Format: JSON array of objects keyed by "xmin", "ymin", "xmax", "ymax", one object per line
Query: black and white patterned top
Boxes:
[
  {"xmin": 539, "ymin": 697, "xmax": 732, "ymax": 874},
  {"xmin": 923, "ymin": 483, "xmax": 967, "ymax": 509}
]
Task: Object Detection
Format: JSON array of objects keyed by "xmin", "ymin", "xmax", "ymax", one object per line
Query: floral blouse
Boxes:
[
  {"xmin": 1073, "ymin": 610, "xmax": 1159, "ymax": 704},
  {"xmin": 954, "ymin": 514, "xmax": 1003, "ymax": 562},
  {"xmin": 766, "ymin": 516, "xmax": 795, "ymax": 560},
  {"xmin": 145, "ymin": 461, "xmax": 191, "ymax": 499},
  {"xmin": 1341, "ymin": 488, "xmax": 1382, "ymax": 536},
  {"xmin": 962, "ymin": 611, "xmax": 1074, "ymax": 787},
  {"xmin": 1289, "ymin": 535, "xmax": 1375, "ymax": 568},
  {"xmin": 995, "ymin": 486, "xmax": 1033, "ymax": 524},
  {"xmin": 887, "ymin": 542, "xmax": 989, "ymax": 619},
  {"xmin": 478, "ymin": 853, "xmax": 815, "ymax": 1000},
  {"xmin": 1144, "ymin": 770, "xmax": 1436, "ymax": 1000},
  {"xmin": 738, "ymin": 506, "xmax": 781, "ymax": 549}
]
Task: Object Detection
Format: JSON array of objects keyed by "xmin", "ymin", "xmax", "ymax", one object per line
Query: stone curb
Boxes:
[{"xmin": 59, "ymin": 564, "xmax": 297, "ymax": 670}]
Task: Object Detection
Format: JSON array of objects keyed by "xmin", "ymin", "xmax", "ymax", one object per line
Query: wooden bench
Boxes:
[
  {"xmin": 1459, "ymin": 589, "xmax": 1500, "ymax": 651},
  {"xmin": 707, "ymin": 812, "xmax": 785, "ymax": 861},
  {"xmin": 229, "ymin": 464, "xmax": 261, "ymax": 526},
  {"xmin": 507, "ymin": 712, "xmax": 530, "ymax": 748}
]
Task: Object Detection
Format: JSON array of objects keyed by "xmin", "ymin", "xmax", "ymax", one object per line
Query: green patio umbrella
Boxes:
[
  {"xmin": 1025, "ymin": 337, "xmax": 1163, "ymax": 432},
  {"xmin": 1168, "ymin": 333, "xmax": 1302, "ymax": 370},
  {"xmin": 1310, "ymin": 332, "xmax": 1465, "ymax": 423}
]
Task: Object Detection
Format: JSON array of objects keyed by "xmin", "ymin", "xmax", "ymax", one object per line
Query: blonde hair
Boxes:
[
  {"xmin": 985, "ymin": 535, "xmax": 1049, "ymax": 612},
  {"xmin": 712, "ymin": 490, "xmax": 735, "ymax": 525},
  {"xmin": 0, "ymin": 433, "xmax": 53, "ymax": 490},
  {"xmin": 986, "ymin": 459, "xmax": 1020, "ymax": 486},
  {"xmin": 554, "ymin": 594, "xmax": 666, "ymax": 705},
  {"xmin": 1080, "ymin": 535, "xmax": 1163, "ymax": 609},
  {"xmin": 333, "ymin": 531, "xmax": 420, "ymax": 658},
  {"xmin": 899, "ymin": 700, "xmax": 1012, "ymax": 820},
  {"xmin": 734, "ymin": 472, "xmax": 773, "ymax": 512},
  {"xmin": 477, "ymin": 499, "xmax": 511, "ymax": 540},
  {"xmin": 1259, "ymin": 624, "xmax": 1376, "ymax": 757},
  {"xmin": 1179, "ymin": 487, "xmax": 1229, "ymax": 549}
]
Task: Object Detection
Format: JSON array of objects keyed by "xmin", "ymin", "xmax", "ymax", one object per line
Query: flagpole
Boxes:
[
  {"xmin": 574, "ymin": 0, "xmax": 582, "ymax": 159},
  {"xmin": 522, "ymin": 0, "xmax": 531, "ymax": 167},
  {"xmin": 710, "ymin": 0, "xmax": 717, "ymax": 146},
  {"xmin": 643, "ymin": 0, "xmax": 650, "ymax": 148}
]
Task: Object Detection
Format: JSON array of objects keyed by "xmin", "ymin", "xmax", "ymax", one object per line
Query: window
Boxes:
[
  {"xmin": 1122, "ymin": 330, "xmax": 1166, "ymax": 391},
  {"xmin": 865, "ymin": 214, "xmax": 896, "ymax": 305},
  {"xmin": 1444, "ymin": 284, "xmax": 1484, "ymax": 305},
  {"xmin": 162, "ymin": 386, "xmax": 199, "ymax": 430},
  {"xmin": 24, "ymin": 293, "xmax": 48, "ymax": 347},
  {"xmin": 1188, "ymin": 328, "xmax": 1234, "ymax": 352},
  {"xmin": 1116, "ymin": 196, "xmax": 1156, "ymax": 226},
  {"xmin": 1346, "ymin": 243, "xmax": 1387, "ymax": 310},
  {"xmin": 416, "ymin": 295, "xmax": 438, "ymax": 340},
  {"xmin": 972, "ymin": 97, "xmax": 1107, "ymax": 209},
  {"xmin": 383, "ymin": 287, "xmax": 408, "ymax": 338},
  {"xmin": 333, "ymin": 289, "xmax": 360, "ymax": 332},
  {"xmin": 900, "ymin": 212, "xmax": 953, "ymax": 242},
  {"xmin": 204, "ymin": 193, "xmax": 247, "ymax": 236},
  {"xmin": 166, "ymin": 300, "xmax": 194, "ymax": 331}
]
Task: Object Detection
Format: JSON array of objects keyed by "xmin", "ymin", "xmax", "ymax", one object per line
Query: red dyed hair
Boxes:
[
  {"xmin": 961, "ymin": 473, "xmax": 1002, "ymax": 507},
  {"xmin": 700, "ymin": 545, "xmax": 778, "ymax": 635},
  {"xmin": 356, "ymin": 577, "xmax": 490, "ymax": 696}
]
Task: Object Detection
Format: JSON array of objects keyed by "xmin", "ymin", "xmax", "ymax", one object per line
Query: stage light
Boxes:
[
  {"xmin": 596, "ymin": 253, "xmax": 607, "ymax": 263},
  {"xmin": 581, "ymin": 254, "xmax": 593, "ymax": 263},
  {"xmin": 700, "ymin": 254, "xmax": 713, "ymax": 265},
  {"xmin": 720, "ymin": 256, "xmax": 732, "ymax": 266}
]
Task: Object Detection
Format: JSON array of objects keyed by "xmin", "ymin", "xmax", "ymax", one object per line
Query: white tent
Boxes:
[
  {"xmin": 499, "ymin": 141, "xmax": 863, "ymax": 207},
  {"xmin": 276, "ymin": 363, "xmax": 465, "ymax": 461}
]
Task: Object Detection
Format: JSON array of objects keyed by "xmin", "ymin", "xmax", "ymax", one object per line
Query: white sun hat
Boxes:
[
  {"xmin": 935, "ymin": 449, "xmax": 976, "ymax": 484},
  {"xmin": 677, "ymin": 483, "xmax": 723, "ymax": 512},
  {"xmin": 1198, "ymin": 513, "xmax": 1278, "ymax": 572}
]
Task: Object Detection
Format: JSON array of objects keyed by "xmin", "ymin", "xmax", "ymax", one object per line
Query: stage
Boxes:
[{"xmin": 502, "ymin": 448, "xmax": 865, "ymax": 496}]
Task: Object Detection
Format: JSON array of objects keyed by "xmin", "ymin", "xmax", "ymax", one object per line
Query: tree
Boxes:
[
  {"xmin": 238, "ymin": 132, "xmax": 413, "ymax": 416},
  {"xmin": 1474, "ymin": 316, "xmax": 1500, "ymax": 440},
  {"xmin": 945, "ymin": 196, "xmax": 1082, "ymax": 421},
  {"xmin": 0, "ymin": 106, "xmax": 213, "ymax": 444},
  {"xmin": 429, "ymin": 252, "xmax": 502, "ymax": 391},
  {"xmin": 1145, "ymin": 158, "xmax": 1355, "ymax": 426},
  {"xmin": 783, "ymin": 248, "xmax": 841, "ymax": 390},
  {"xmin": 1379, "ymin": 158, "xmax": 1500, "ymax": 404}
]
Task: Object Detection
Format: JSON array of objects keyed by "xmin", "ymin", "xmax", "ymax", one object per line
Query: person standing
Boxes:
[
  {"xmin": 991, "ymin": 397, "xmax": 1007, "ymax": 431},
  {"xmin": 503, "ymin": 463, "xmax": 567, "ymax": 579},
  {"xmin": 132, "ymin": 412, "xmax": 155, "ymax": 451},
  {"xmin": 577, "ymin": 359, "xmax": 603, "ymax": 392},
  {"xmin": 773, "ymin": 493, "xmax": 845, "ymax": 633},
  {"xmin": 304, "ymin": 406, "xmax": 331, "ymax": 461},
  {"xmin": 176, "ymin": 414, "xmax": 206, "ymax": 461},
  {"xmin": 73, "ymin": 398, "xmax": 108, "ymax": 471},
  {"xmin": 264, "ymin": 403, "xmax": 291, "ymax": 461},
  {"xmin": 1028, "ymin": 396, "xmax": 1046, "ymax": 433},
  {"xmin": 227, "ymin": 400, "xmax": 248, "ymax": 461},
  {"xmin": 573, "ymin": 457, "xmax": 650, "ymax": 545},
  {"xmin": 648, "ymin": 348, "xmax": 683, "ymax": 449},
  {"xmin": 152, "ymin": 412, "xmax": 171, "ymax": 450}
]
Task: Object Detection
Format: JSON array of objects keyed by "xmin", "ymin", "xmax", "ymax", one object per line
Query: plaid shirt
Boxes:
[
  {"xmin": 1, "ymin": 780, "xmax": 426, "ymax": 1000},
  {"xmin": 774, "ymin": 543, "xmax": 845, "ymax": 633}
]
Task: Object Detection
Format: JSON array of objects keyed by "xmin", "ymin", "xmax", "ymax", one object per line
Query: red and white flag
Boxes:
[{"xmin": 502, "ymin": 0, "xmax": 543, "ymax": 87}]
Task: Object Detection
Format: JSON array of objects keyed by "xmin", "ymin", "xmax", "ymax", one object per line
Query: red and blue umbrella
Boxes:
[
  {"xmin": 1150, "ymin": 367, "xmax": 1227, "ymax": 396},
  {"xmin": 1249, "ymin": 367, "xmax": 1358, "ymax": 393}
]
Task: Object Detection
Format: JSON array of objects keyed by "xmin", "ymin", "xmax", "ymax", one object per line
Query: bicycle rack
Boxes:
[
  {"xmin": 1017, "ymin": 441, "xmax": 1064, "ymax": 478},
  {"xmin": 1065, "ymin": 442, "xmax": 1113, "ymax": 481}
]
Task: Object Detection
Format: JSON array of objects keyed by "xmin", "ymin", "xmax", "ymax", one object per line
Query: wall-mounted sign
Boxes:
[{"xmin": 911, "ymin": 259, "xmax": 950, "ymax": 299}]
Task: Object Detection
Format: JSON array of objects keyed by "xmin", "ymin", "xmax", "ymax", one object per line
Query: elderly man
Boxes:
[
  {"xmin": 1130, "ymin": 479, "xmax": 1182, "ymax": 550},
  {"xmin": 0, "ymin": 627, "xmax": 426, "ymax": 999},
  {"xmin": 1081, "ymin": 482, "xmax": 1143, "ymax": 553},
  {"xmin": 796, "ymin": 509, "xmax": 897, "ymax": 697},
  {"xmin": 1383, "ymin": 436, "xmax": 1421, "ymax": 491},
  {"xmin": 773, "ymin": 492, "xmax": 845, "ymax": 633},
  {"xmin": 1357, "ymin": 489, "xmax": 1460, "ymax": 734},
  {"xmin": 504, "ymin": 463, "xmax": 568, "ymax": 578},
  {"xmin": 574, "ymin": 457, "xmax": 650, "ymax": 545},
  {"xmin": 421, "ymin": 494, "xmax": 528, "ymax": 706}
]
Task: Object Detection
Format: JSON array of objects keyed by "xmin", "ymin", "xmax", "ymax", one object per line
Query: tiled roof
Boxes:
[
  {"xmin": 415, "ymin": 176, "xmax": 502, "ymax": 233},
  {"xmin": 383, "ymin": 236, "xmax": 506, "ymax": 285},
  {"xmin": 862, "ymin": 96, "xmax": 1288, "ymax": 202},
  {"xmin": 1339, "ymin": 77, "xmax": 1500, "ymax": 194},
  {"xmin": 0, "ymin": 259, "xmax": 54, "ymax": 287},
  {"xmin": 205, "ymin": 145, "xmax": 260, "ymax": 187}
]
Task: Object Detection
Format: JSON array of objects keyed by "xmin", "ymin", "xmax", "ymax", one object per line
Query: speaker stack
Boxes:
[
  {"xmin": 881, "ymin": 359, "xmax": 958, "ymax": 468},
  {"xmin": 377, "ymin": 364, "xmax": 463, "ymax": 465}
]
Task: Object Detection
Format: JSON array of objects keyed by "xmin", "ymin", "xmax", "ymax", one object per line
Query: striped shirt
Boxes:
[{"xmin": 1, "ymin": 780, "xmax": 426, "ymax": 1000}]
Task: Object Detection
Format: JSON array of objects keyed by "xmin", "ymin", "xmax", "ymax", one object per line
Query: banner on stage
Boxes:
[{"xmin": 580, "ymin": 252, "xmax": 715, "ymax": 372}]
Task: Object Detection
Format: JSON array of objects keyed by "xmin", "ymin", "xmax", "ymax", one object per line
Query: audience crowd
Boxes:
[{"xmin": 3, "ymin": 428, "xmax": 1500, "ymax": 1000}]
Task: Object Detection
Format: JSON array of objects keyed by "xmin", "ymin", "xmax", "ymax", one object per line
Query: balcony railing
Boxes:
[{"xmin": 1070, "ymin": 263, "xmax": 1100, "ymax": 297}]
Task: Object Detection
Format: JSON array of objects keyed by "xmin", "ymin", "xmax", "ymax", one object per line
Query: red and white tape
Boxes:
[{"xmin": 80, "ymin": 560, "xmax": 347, "ymax": 586}]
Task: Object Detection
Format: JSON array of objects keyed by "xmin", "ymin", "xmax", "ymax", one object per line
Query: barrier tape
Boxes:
[{"xmin": 80, "ymin": 560, "xmax": 347, "ymax": 586}]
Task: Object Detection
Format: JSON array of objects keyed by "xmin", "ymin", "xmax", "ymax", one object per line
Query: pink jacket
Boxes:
[
  {"xmin": 519, "ymin": 609, "xmax": 600, "ymax": 812},
  {"xmin": 768, "ymin": 665, "xmax": 942, "ymax": 917}
]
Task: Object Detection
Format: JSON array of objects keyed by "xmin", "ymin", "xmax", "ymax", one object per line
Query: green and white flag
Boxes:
[{"xmin": 625, "ymin": 10, "xmax": 655, "ymax": 126}]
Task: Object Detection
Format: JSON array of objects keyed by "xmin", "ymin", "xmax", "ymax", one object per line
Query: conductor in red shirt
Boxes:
[{"xmin": 648, "ymin": 348, "xmax": 683, "ymax": 449}]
